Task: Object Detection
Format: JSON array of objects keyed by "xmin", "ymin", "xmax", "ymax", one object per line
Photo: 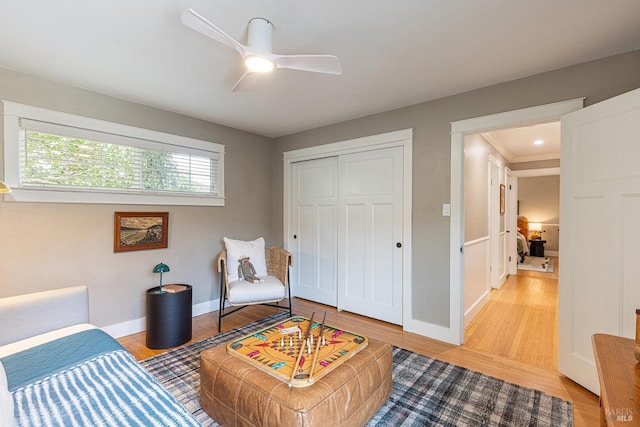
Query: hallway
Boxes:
[{"xmin": 464, "ymin": 257, "xmax": 559, "ymax": 370}]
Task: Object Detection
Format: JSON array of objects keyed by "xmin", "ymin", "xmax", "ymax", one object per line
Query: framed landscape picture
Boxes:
[{"xmin": 114, "ymin": 212, "xmax": 168, "ymax": 252}]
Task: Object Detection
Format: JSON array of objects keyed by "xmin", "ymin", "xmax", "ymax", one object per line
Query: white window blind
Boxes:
[{"xmin": 3, "ymin": 101, "xmax": 225, "ymax": 206}]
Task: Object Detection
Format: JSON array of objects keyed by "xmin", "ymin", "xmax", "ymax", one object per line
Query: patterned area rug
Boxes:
[
  {"xmin": 518, "ymin": 256, "xmax": 555, "ymax": 273},
  {"xmin": 139, "ymin": 312, "xmax": 573, "ymax": 426}
]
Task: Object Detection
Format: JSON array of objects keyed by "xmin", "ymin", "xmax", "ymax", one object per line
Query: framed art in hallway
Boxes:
[{"xmin": 114, "ymin": 212, "xmax": 168, "ymax": 252}]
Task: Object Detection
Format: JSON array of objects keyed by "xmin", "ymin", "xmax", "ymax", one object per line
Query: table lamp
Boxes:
[
  {"xmin": 153, "ymin": 262, "xmax": 170, "ymax": 292},
  {"xmin": 529, "ymin": 222, "xmax": 542, "ymax": 240}
]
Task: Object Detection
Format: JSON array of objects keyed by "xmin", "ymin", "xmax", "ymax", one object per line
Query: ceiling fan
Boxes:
[{"xmin": 181, "ymin": 8, "xmax": 342, "ymax": 91}]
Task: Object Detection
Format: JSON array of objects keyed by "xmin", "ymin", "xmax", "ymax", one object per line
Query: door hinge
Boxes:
[{"xmin": 509, "ymin": 256, "xmax": 512, "ymax": 262}]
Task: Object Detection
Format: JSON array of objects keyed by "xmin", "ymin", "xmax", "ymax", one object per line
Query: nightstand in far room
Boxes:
[{"xmin": 529, "ymin": 239, "xmax": 546, "ymax": 257}]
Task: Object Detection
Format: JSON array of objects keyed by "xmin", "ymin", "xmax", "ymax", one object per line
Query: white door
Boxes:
[
  {"xmin": 506, "ymin": 170, "xmax": 518, "ymax": 275},
  {"xmin": 290, "ymin": 157, "xmax": 338, "ymax": 306},
  {"xmin": 489, "ymin": 158, "xmax": 500, "ymax": 288},
  {"xmin": 559, "ymin": 88, "xmax": 640, "ymax": 394},
  {"xmin": 337, "ymin": 147, "xmax": 404, "ymax": 325}
]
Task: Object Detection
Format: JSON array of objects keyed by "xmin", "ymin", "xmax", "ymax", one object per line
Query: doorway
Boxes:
[
  {"xmin": 462, "ymin": 124, "xmax": 562, "ymax": 367},
  {"xmin": 447, "ymin": 98, "xmax": 584, "ymax": 346}
]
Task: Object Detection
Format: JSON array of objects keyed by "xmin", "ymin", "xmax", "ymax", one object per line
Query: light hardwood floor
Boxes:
[
  {"xmin": 118, "ymin": 265, "xmax": 599, "ymax": 426},
  {"xmin": 464, "ymin": 257, "xmax": 559, "ymax": 370}
]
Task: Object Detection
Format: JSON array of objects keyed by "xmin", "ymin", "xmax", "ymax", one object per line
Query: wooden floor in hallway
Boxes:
[{"xmin": 464, "ymin": 256, "xmax": 559, "ymax": 370}]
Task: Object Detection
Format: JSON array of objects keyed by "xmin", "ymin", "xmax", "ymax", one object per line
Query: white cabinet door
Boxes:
[
  {"xmin": 290, "ymin": 157, "xmax": 338, "ymax": 306},
  {"xmin": 337, "ymin": 147, "xmax": 404, "ymax": 325},
  {"xmin": 559, "ymin": 88, "xmax": 640, "ymax": 394}
]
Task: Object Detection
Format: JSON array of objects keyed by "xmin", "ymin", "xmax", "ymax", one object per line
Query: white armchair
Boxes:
[{"xmin": 217, "ymin": 244, "xmax": 293, "ymax": 332}]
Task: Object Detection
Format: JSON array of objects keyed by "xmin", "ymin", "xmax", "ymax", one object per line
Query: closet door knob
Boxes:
[{"xmin": 396, "ymin": 242, "xmax": 402, "ymax": 248}]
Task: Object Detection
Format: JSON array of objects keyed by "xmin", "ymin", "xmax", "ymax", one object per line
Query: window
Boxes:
[{"xmin": 3, "ymin": 101, "xmax": 224, "ymax": 206}]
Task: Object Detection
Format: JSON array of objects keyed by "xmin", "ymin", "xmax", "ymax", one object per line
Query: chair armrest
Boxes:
[
  {"xmin": 217, "ymin": 251, "xmax": 227, "ymax": 274},
  {"xmin": 265, "ymin": 247, "xmax": 293, "ymax": 285}
]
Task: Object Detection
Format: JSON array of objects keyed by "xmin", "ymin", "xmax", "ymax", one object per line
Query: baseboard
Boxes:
[
  {"xmin": 546, "ymin": 250, "xmax": 559, "ymax": 257},
  {"xmin": 103, "ymin": 317, "xmax": 146, "ymax": 339},
  {"xmin": 464, "ymin": 290, "xmax": 491, "ymax": 327},
  {"xmin": 494, "ymin": 273, "xmax": 507, "ymax": 289},
  {"xmin": 103, "ymin": 298, "xmax": 221, "ymax": 339}
]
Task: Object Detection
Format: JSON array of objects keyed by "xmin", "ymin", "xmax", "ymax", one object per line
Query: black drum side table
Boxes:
[{"xmin": 146, "ymin": 284, "xmax": 192, "ymax": 349}]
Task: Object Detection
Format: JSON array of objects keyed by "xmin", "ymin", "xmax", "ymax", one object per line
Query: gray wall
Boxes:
[
  {"xmin": 273, "ymin": 50, "xmax": 640, "ymax": 328},
  {"xmin": 518, "ymin": 176, "xmax": 560, "ymax": 225},
  {"xmin": 510, "ymin": 159, "xmax": 560, "ymax": 170},
  {"xmin": 463, "ymin": 133, "xmax": 509, "ymax": 242},
  {"xmin": 0, "ymin": 67, "xmax": 274, "ymax": 327}
]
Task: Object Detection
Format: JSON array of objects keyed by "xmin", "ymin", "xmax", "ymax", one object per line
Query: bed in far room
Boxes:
[
  {"xmin": 517, "ymin": 215, "xmax": 530, "ymax": 262},
  {"xmin": 517, "ymin": 231, "xmax": 528, "ymax": 263}
]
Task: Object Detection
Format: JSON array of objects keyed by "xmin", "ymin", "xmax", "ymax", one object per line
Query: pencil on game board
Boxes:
[
  {"xmin": 308, "ymin": 311, "xmax": 327, "ymax": 383},
  {"xmin": 289, "ymin": 312, "xmax": 315, "ymax": 387}
]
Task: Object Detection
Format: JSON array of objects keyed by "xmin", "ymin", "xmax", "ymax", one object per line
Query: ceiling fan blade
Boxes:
[
  {"xmin": 181, "ymin": 8, "xmax": 246, "ymax": 57},
  {"xmin": 272, "ymin": 54, "xmax": 342, "ymax": 75},
  {"xmin": 232, "ymin": 71, "xmax": 260, "ymax": 92}
]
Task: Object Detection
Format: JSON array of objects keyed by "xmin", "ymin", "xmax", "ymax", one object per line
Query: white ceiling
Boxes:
[
  {"xmin": 483, "ymin": 122, "xmax": 561, "ymax": 164},
  {"xmin": 0, "ymin": 1, "xmax": 639, "ymax": 138}
]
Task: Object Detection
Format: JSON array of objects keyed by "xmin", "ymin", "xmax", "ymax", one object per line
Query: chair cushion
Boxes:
[
  {"xmin": 227, "ymin": 276, "xmax": 285, "ymax": 305},
  {"xmin": 224, "ymin": 237, "xmax": 268, "ymax": 282}
]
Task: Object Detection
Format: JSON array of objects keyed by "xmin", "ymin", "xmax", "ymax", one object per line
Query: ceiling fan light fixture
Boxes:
[
  {"xmin": 181, "ymin": 9, "xmax": 342, "ymax": 91},
  {"xmin": 245, "ymin": 55, "xmax": 274, "ymax": 73}
]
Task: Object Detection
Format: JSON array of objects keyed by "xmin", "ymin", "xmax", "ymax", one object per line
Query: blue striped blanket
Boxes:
[{"xmin": 3, "ymin": 330, "xmax": 200, "ymax": 426}]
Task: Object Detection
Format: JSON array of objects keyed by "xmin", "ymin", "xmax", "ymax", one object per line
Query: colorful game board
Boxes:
[{"xmin": 227, "ymin": 316, "xmax": 368, "ymax": 387}]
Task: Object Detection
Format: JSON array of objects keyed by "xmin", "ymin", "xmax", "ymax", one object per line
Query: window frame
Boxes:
[{"xmin": 2, "ymin": 101, "xmax": 225, "ymax": 206}]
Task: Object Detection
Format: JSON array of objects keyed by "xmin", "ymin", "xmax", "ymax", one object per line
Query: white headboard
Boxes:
[{"xmin": 0, "ymin": 286, "xmax": 89, "ymax": 346}]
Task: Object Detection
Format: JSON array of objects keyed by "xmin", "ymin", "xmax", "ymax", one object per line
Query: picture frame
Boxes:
[
  {"xmin": 114, "ymin": 212, "xmax": 168, "ymax": 252},
  {"xmin": 499, "ymin": 184, "xmax": 506, "ymax": 215}
]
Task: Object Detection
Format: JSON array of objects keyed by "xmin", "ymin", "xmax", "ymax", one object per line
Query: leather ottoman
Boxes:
[{"xmin": 200, "ymin": 337, "xmax": 392, "ymax": 426}]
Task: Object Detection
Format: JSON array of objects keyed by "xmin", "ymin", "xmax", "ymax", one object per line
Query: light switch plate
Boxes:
[{"xmin": 442, "ymin": 203, "xmax": 451, "ymax": 216}]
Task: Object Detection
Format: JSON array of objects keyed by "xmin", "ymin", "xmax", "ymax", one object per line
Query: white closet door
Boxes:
[
  {"xmin": 337, "ymin": 146, "xmax": 404, "ymax": 325},
  {"xmin": 290, "ymin": 157, "xmax": 338, "ymax": 306}
]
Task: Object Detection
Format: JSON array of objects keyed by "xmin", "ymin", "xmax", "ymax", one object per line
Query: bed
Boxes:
[
  {"xmin": 517, "ymin": 215, "xmax": 530, "ymax": 262},
  {"xmin": 517, "ymin": 231, "xmax": 528, "ymax": 262},
  {"xmin": 0, "ymin": 286, "xmax": 200, "ymax": 426}
]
